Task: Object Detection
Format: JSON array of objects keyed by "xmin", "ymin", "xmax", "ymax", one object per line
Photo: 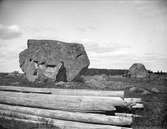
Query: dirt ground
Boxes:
[{"xmin": 0, "ymin": 72, "xmax": 167, "ymax": 129}]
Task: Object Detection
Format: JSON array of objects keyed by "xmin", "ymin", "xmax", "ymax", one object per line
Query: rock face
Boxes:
[
  {"xmin": 151, "ymin": 88, "xmax": 160, "ymax": 93},
  {"xmin": 128, "ymin": 63, "xmax": 149, "ymax": 78},
  {"xmin": 19, "ymin": 39, "xmax": 90, "ymax": 82}
]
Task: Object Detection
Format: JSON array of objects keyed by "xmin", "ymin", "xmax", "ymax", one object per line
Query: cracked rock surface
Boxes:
[{"xmin": 19, "ymin": 39, "xmax": 90, "ymax": 82}]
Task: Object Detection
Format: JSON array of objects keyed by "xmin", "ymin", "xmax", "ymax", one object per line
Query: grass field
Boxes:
[{"xmin": 0, "ymin": 72, "xmax": 166, "ymax": 129}]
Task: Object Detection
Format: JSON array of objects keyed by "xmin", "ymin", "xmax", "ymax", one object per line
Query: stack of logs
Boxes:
[{"xmin": 0, "ymin": 86, "xmax": 143, "ymax": 129}]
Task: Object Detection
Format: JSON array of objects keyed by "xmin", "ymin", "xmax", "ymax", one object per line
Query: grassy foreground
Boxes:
[{"xmin": 0, "ymin": 72, "xmax": 166, "ymax": 129}]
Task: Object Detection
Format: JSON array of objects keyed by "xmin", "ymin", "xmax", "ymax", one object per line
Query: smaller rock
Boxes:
[
  {"xmin": 81, "ymin": 74, "xmax": 108, "ymax": 82},
  {"xmin": 129, "ymin": 87, "xmax": 138, "ymax": 92},
  {"xmin": 128, "ymin": 63, "xmax": 149, "ymax": 78},
  {"xmin": 55, "ymin": 81, "xmax": 65, "ymax": 86},
  {"xmin": 10, "ymin": 82, "xmax": 20, "ymax": 86},
  {"xmin": 151, "ymin": 88, "xmax": 160, "ymax": 93},
  {"xmin": 141, "ymin": 89, "xmax": 151, "ymax": 95},
  {"xmin": 81, "ymin": 75, "xmax": 108, "ymax": 89},
  {"xmin": 129, "ymin": 87, "xmax": 144, "ymax": 93},
  {"xmin": 85, "ymin": 79, "xmax": 106, "ymax": 89},
  {"xmin": 129, "ymin": 87, "xmax": 151, "ymax": 95}
]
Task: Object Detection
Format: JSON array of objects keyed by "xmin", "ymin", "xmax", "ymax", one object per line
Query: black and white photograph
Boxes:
[{"xmin": 0, "ymin": 0, "xmax": 167, "ymax": 129}]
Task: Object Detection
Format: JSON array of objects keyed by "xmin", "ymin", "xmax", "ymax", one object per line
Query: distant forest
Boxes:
[{"xmin": 83, "ymin": 68, "xmax": 167, "ymax": 76}]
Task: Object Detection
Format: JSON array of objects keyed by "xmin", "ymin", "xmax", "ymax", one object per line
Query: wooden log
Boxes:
[
  {"xmin": 0, "ymin": 116, "xmax": 45, "ymax": 127},
  {"xmin": 132, "ymin": 103, "xmax": 144, "ymax": 108},
  {"xmin": 115, "ymin": 113, "xmax": 142, "ymax": 118},
  {"xmin": 0, "ymin": 91, "xmax": 127, "ymax": 112},
  {"xmin": 0, "ymin": 111, "xmax": 132, "ymax": 129},
  {"xmin": 0, "ymin": 103, "xmax": 132, "ymax": 125},
  {"xmin": 0, "ymin": 86, "xmax": 124, "ymax": 97}
]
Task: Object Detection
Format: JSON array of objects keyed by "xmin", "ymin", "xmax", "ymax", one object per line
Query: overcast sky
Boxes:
[{"xmin": 0, "ymin": 0, "xmax": 167, "ymax": 72}]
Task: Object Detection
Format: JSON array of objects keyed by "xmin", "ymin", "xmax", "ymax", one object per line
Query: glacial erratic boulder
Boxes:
[
  {"xmin": 19, "ymin": 39, "xmax": 90, "ymax": 82},
  {"xmin": 128, "ymin": 63, "xmax": 149, "ymax": 78}
]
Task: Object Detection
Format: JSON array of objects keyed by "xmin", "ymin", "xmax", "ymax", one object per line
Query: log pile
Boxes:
[{"xmin": 0, "ymin": 86, "xmax": 143, "ymax": 129}]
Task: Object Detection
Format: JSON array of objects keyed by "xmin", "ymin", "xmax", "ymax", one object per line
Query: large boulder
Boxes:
[
  {"xmin": 128, "ymin": 63, "xmax": 149, "ymax": 78},
  {"xmin": 19, "ymin": 39, "xmax": 90, "ymax": 82}
]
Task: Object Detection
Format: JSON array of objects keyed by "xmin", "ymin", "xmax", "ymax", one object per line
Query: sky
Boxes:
[{"xmin": 0, "ymin": 0, "xmax": 167, "ymax": 72}]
